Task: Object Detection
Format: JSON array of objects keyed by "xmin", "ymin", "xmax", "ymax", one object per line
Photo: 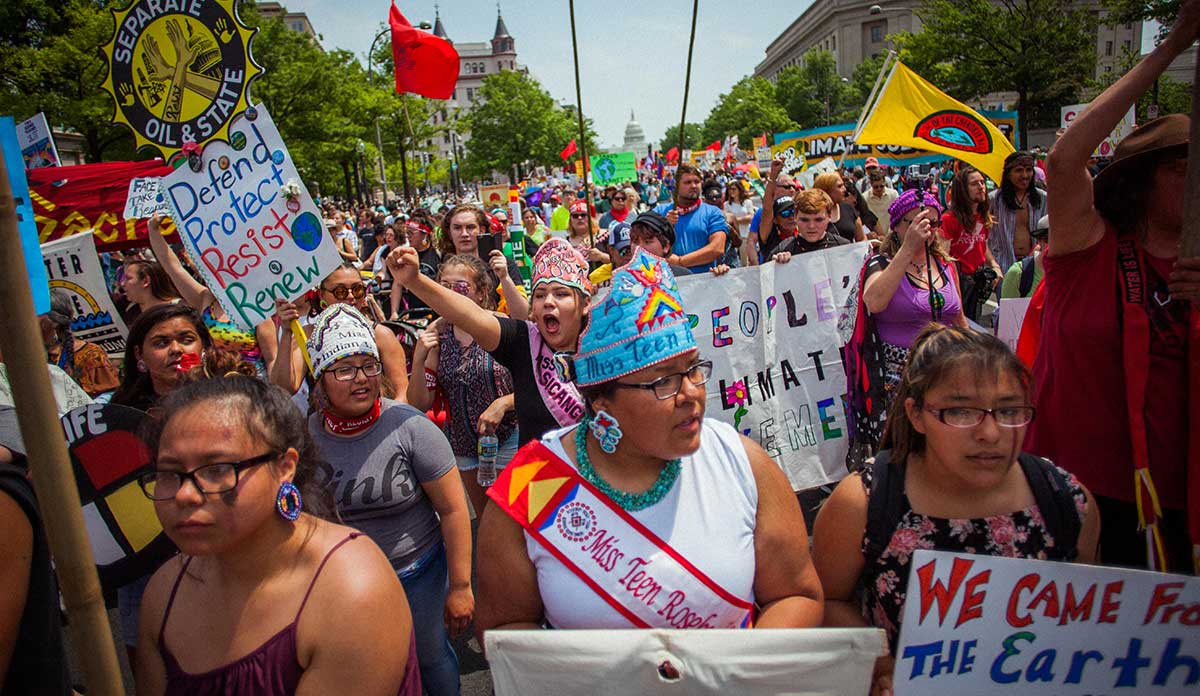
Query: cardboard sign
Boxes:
[
  {"xmin": 99, "ymin": 0, "xmax": 261, "ymax": 158},
  {"xmin": 487, "ymin": 628, "xmax": 885, "ymax": 695},
  {"xmin": 62, "ymin": 403, "xmax": 174, "ymax": 593},
  {"xmin": 123, "ymin": 177, "xmax": 171, "ymax": 219},
  {"xmin": 1060, "ymin": 103, "xmax": 1136, "ymax": 159},
  {"xmin": 480, "ymin": 184, "xmax": 509, "ymax": 210},
  {"xmin": 677, "ymin": 243, "xmax": 869, "ymax": 490},
  {"xmin": 17, "ymin": 112, "xmax": 61, "ymax": 168},
  {"xmin": 1, "ymin": 116, "xmax": 51, "ymax": 314},
  {"xmin": 41, "ymin": 234, "xmax": 130, "ymax": 361},
  {"xmin": 590, "ymin": 152, "xmax": 637, "ymax": 185},
  {"xmin": 161, "ymin": 104, "xmax": 340, "ymax": 331},
  {"xmin": 754, "ymin": 145, "xmax": 773, "ymax": 172},
  {"xmin": 895, "ymin": 550, "xmax": 1200, "ymax": 695}
]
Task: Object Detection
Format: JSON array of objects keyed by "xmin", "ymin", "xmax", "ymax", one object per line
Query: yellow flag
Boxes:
[{"xmin": 856, "ymin": 61, "xmax": 1014, "ymax": 183}]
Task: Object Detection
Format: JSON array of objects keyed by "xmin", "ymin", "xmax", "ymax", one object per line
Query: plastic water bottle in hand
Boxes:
[{"xmin": 477, "ymin": 434, "xmax": 499, "ymax": 487}]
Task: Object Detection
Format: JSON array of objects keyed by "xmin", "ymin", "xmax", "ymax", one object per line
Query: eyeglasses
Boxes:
[
  {"xmin": 612, "ymin": 196, "xmax": 626, "ymax": 201},
  {"xmin": 138, "ymin": 451, "xmax": 279, "ymax": 500},
  {"xmin": 330, "ymin": 360, "xmax": 383, "ymax": 381},
  {"xmin": 777, "ymin": 184, "xmax": 797, "ymax": 190},
  {"xmin": 924, "ymin": 406, "xmax": 1036, "ymax": 428},
  {"xmin": 322, "ymin": 283, "xmax": 367, "ymax": 300},
  {"xmin": 570, "ymin": 213, "xmax": 588, "ymax": 219},
  {"xmin": 615, "ymin": 360, "xmax": 713, "ymax": 400}
]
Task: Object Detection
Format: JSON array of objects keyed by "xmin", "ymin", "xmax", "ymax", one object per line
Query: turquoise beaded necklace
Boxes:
[{"xmin": 574, "ymin": 417, "xmax": 681, "ymax": 511}]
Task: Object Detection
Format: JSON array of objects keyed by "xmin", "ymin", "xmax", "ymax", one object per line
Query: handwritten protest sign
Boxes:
[
  {"xmin": 123, "ymin": 177, "xmax": 171, "ymax": 219},
  {"xmin": 480, "ymin": 184, "xmax": 509, "ymax": 209},
  {"xmin": 18, "ymin": 112, "xmax": 61, "ymax": 169},
  {"xmin": 895, "ymin": 550, "xmax": 1200, "ymax": 695},
  {"xmin": 769, "ymin": 137, "xmax": 808, "ymax": 176},
  {"xmin": 487, "ymin": 628, "xmax": 885, "ymax": 695},
  {"xmin": 677, "ymin": 243, "xmax": 868, "ymax": 490},
  {"xmin": 590, "ymin": 152, "xmax": 637, "ymax": 185},
  {"xmin": 161, "ymin": 104, "xmax": 340, "ymax": 331},
  {"xmin": 41, "ymin": 234, "xmax": 130, "ymax": 361}
]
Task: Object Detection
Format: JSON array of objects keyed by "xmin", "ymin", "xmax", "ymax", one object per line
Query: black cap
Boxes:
[
  {"xmin": 773, "ymin": 195, "xmax": 796, "ymax": 216},
  {"xmin": 629, "ymin": 210, "xmax": 674, "ymax": 248}
]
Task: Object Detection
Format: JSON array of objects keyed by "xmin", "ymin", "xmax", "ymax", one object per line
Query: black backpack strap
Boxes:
[
  {"xmin": 1018, "ymin": 256, "xmax": 1036, "ymax": 296},
  {"xmin": 1018, "ymin": 453, "xmax": 1081, "ymax": 561},
  {"xmin": 863, "ymin": 449, "xmax": 908, "ymax": 570}
]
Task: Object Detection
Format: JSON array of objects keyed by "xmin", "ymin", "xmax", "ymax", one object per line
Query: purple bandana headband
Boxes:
[{"xmin": 888, "ymin": 189, "xmax": 943, "ymax": 230}]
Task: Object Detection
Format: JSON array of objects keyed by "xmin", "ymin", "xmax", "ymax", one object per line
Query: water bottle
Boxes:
[{"xmin": 477, "ymin": 434, "xmax": 499, "ymax": 487}]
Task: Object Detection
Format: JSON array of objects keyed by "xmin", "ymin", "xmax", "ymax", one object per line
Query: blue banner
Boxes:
[{"xmin": 1, "ymin": 116, "xmax": 51, "ymax": 314}]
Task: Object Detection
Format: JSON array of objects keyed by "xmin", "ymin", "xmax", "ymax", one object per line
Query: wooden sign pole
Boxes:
[{"xmin": 0, "ymin": 152, "xmax": 124, "ymax": 694}]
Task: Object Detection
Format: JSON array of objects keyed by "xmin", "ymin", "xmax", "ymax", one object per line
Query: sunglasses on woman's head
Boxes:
[{"xmin": 322, "ymin": 283, "xmax": 367, "ymax": 300}]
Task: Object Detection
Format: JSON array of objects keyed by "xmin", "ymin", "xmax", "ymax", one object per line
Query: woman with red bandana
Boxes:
[
  {"xmin": 304, "ymin": 304, "xmax": 472, "ymax": 696},
  {"xmin": 389, "ymin": 238, "xmax": 591, "ymax": 446}
]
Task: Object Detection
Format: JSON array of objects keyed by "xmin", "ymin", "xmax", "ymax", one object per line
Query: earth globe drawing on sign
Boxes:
[
  {"xmin": 596, "ymin": 158, "xmax": 617, "ymax": 182},
  {"xmin": 929, "ymin": 127, "xmax": 976, "ymax": 148},
  {"xmin": 292, "ymin": 211, "xmax": 322, "ymax": 252}
]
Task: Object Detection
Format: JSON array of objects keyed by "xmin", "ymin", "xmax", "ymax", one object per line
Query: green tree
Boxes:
[
  {"xmin": 897, "ymin": 0, "xmax": 1099, "ymax": 146},
  {"xmin": 701, "ymin": 77, "xmax": 798, "ymax": 146},
  {"xmin": 1103, "ymin": 0, "xmax": 1180, "ymax": 34},
  {"xmin": 1090, "ymin": 46, "xmax": 1192, "ymax": 122},
  {"xmin": 774, "ymin": 50, "xmax": 857, "ymax": 128},
  {"xmin": 661, "ymin": 122, "xmax": 703, "ymax": 151},
  {"xmin": 460, "ymin": 70, "xmax": 596, "ymax": 181},
  {"xmin": 0, "ymin": 0, "xmax": 139, "ymax": 162}
]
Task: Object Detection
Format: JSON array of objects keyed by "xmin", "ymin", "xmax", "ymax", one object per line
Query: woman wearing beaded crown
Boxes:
[
  {"xmin": 471, "ymin": 248, "xmax": 824, "ymax": 632},
  {"xmin": 387, "ymin": 237, "xmax": 592, "ymax": 446}
]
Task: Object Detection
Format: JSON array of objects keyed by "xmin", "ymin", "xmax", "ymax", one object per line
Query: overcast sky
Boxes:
[{"xmin": 288, "ymin": 1, "xmax": 1162, "ymax": 149}]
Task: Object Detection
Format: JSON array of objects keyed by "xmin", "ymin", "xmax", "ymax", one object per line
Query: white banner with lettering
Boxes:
[
  {"xmin": 487, "ymin": 628, "xmax": 885, "ymax": 695},
  {"xmin": 41, "ymin": 233, "xmax": 129, "ymax": 361},
  {"xmin": 676, "ymin": 243, "xmax": 868, "ymax": 491}
]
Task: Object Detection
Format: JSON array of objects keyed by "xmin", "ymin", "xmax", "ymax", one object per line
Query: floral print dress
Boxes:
[{"xmin": 858, "ymin": 464, "xmax": 1087, "ymax": 651}]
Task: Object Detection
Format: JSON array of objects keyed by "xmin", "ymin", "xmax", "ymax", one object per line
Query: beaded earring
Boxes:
[
  {"xmin": 588, "ymin": 410, "xmax": 623, "ymax": 454},
  {"xmin": 276, "ymin": 481, "xmax": 302, "ymax": 521}
]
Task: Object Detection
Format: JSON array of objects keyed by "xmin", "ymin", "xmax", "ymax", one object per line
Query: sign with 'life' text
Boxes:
[
  {"xmin": 676, "ymin": 243, "xmax": 868, "ymax": 490},
  {"xmin": 162, "ymin": 104, "xmax": 339, "ymax": 331},
  {"xmin": 894, "ymin": 550, "xmax": 1200, "ymax": 695}
]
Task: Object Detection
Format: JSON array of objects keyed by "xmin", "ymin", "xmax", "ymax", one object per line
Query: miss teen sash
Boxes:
[
  {"xmin": 488, "ymin": 440, "xmax": 754, "ymax": 629},
  {"xmin": 526, "ymin": 321, "xmax": 585, "ymax": 427}
]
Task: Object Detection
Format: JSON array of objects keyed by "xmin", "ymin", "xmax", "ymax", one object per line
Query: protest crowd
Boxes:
[{"xmin": 2, "ymin": 1, "xmax": 1199, "ymax": 695}]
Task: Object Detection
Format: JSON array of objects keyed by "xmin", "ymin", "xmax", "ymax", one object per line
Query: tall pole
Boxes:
[
  {"xmin": 374, "ymin": 118, "xmax": 388, "ymax": 205},
  {"xmin": 0, "ymin": 152, "xmax": 124, "ymax": 694},
  {"xmin": 677, "ymin": 0, "xmax": 700, "ymax": 155},
  {"xmin": 568, "ymin": 0, "xmax": 596, "ymax": 247},
  {"xmin": 368, "ymin": 28, "xmax": 393, "ymax": 206}
]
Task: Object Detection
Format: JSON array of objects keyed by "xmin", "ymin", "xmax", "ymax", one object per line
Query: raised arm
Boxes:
[
  {"xmin": 758, "ymin": 159, "xmax": 784, "ymax": 245},
  {"xmin": 863, "ymin": 210, "xmax": 933, "ymax": 313},
  {"xmin": 1046, "ymin": 3, "xmax": 1200, "ymax": 256},
  {"xmin": 148, "ymin": 213, "xmax": 212, "ymax": 310},
  {"xmin": 387, "ymin": 247, "xmax": 503, "ymax": 351}
]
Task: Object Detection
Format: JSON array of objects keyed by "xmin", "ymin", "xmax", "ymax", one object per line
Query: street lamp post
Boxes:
[{"xmin": 367, "ymin": 22, "xmax": 431, "ymax": 207}]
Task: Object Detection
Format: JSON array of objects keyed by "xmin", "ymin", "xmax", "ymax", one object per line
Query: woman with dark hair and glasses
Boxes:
[
  {"xmin": 304, "ymin": 305, "xmax": 472, "ymax": 696},
  {"xmin": 134, "ymin": 375, "xmax": 420, "ymax": 695},
  {"xmin": 475, "ymin": 249, "xmax": 823, "ymax": 634},
  {"xmin": 148, "ymin": 214, "xmax": 277, "ymax": 378},
  {"xmin": 813, "ymin": 325, "xmax": 1099, "ymax": 696},
  {"xmin": 271, "ymin": 262, "xmax": 409, "ymax": 403}
]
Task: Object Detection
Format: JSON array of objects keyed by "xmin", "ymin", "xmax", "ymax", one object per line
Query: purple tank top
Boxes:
[
  {"xmin": 873, "ymin": 260, "xmax": 963, "ymax": 347},
  {"xmin": 158, "ymin": 533, "xmax": 422, "ymax": 695}
]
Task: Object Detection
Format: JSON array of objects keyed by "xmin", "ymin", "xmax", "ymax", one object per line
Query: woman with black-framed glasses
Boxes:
[
  {"xmin": 475, "ymin": 249, "xmax": 824, "ymax": 636},
  {"xmin": 812, "ymin": 325, "xmax": 1099, "ymax": 696},
  {"xmin": 133, "ymin": 375, "xmax": 421, "ymax": 696},
  {"xmin": 303, "ymin": 304, "xmax": 472, "ymax": 696}
]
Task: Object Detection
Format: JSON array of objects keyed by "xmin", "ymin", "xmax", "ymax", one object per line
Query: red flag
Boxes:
[
  {"xmin": 560, "ymin": 139, "xmax": 577, "ymax": 160},
  {"xmin": 390, "ymin": 2, "xmax": 459, "ymax": 100},
  {"xmin": 705, "ymin": 140, "xmax": 721, "ymax": 151},
  {"xmin": 666, "ymin": 147, "xmax": 679, "ymax": 164}
]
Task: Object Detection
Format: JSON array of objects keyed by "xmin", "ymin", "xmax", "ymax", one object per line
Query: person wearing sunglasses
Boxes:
[
  {"xmin": 566, "ymin": 200, "xmax": 607, "ymax": 264},
  {"xmin": 475, "ymin": 248, "xmax": 823, "ymax": 635},
  {"xmin": 134, "ymin": 375, "xmax": 421, "ymax": 696},
  {"xmin": 597, "ymin": 188, "xmax": 634, "ymax": 233},
  {"xmin": 751, "ymin": 157, "xmax": 800, "ymax": 261},
  {"xmin": 304, "ymin": 304, "xmax": 472, "ymax": 696},
  {"xmin": 813, "ymin": 325, "xmax": 1099, "ymax": 696},
  {"xmin": 270, "ymin": 263, "xmax": 410, "ymax": 407}
]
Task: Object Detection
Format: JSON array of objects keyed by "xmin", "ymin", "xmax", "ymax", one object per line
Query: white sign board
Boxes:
[
  {"xmin": 1060, "ymin": 103, "xmax": 1136, "ymax": 159},
  {"xmin": 17, "ymin": 112, "xmax": 61, "ymax": 169},
  {"xmin": 487, "ymin": 628, "xmax": 885, "ymax": 696},
  {"xmin": 677, "ymin": 243, "xmax": 868, "ymax": 490},
  {"xmin": 895, "ymin": 550, "xmax": 1200, "ymax": 695},
  {"xmin": 41, "ymin": 233, "xmax": 129, "ymax": 361},
  {"xmin": 123, "ymin": 177, "xmax": 171, "ymax": 219},
  {"xmin": 996, "ymin": 297, "xmax": 1032, "ymax": 352},
  {"xmin": 162, "ymin": 104, "xmax": 340, "ymax": 331}
]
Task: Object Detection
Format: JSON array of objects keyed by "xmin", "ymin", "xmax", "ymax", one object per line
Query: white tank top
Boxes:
[{"xmin": 526, "ymin": 418, "xmax": 759, "ymax": 629}]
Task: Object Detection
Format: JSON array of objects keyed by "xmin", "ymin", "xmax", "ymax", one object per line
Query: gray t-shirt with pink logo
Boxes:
[{"xmin": 309, "ymin": 399, "xmax": 455, "ymax": 571}]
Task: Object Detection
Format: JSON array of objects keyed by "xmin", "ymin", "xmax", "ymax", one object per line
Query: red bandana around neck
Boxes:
[
  {"xmin": 323, "ymin": 400, "xmax": 382, "ymax": 436},
  {"xmin": 610, "ymin": 207, "xmax": 630, "ymax": 223},
  {"xmin": 675, "ymin": 199, "xmax": 701, "ymax": 216}
]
